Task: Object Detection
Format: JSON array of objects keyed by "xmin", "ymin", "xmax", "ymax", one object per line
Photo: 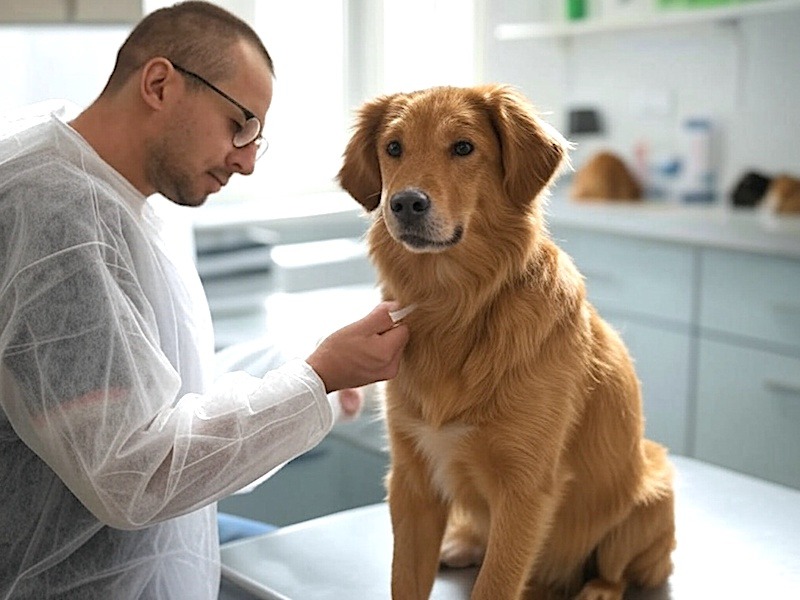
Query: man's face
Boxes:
[{"xmin": 148, "ymin": 41, "xmax": 273, "ymax": 207}]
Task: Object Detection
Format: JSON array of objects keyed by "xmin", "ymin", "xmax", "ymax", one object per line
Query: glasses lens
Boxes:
[
  {"xmin": 233, "ymin": 116, "xmax": 262, "ymax": 148},
  {"xmin": 255, "ymin": 138, "xmax": 269, "ymax": 161}
]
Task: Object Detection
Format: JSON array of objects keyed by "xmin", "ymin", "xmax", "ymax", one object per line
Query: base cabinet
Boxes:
[
  {"xmin": 552, "ymin": 220, "xmax": 800, "ymax": 490},
  {"xmin": 695, "ymin": 338, "xmax": 800, "ymax": 489},
  {"xmin": 552, "ymin": 225, "xmax": 696, "ymax": 458},
  {"xmin": 220, "ymin": 214, "xmax": 800, "ymax": 528},
  {"xmin": 219, "ymin": 432, "xmax": 389, "ymax": 527},
  {"xmin": 606, "ymin": 315, "xmax": 693, "ymax": 456}
]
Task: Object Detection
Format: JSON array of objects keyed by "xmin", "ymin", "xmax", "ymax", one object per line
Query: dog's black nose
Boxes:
[{"xmin": 390, "ymin": 190, "xmax": 430, "ymax": 223}]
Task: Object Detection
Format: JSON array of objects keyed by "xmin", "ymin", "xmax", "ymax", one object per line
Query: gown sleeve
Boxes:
[{"xmin": 0, "ymin": 194, "xmax": 334, "ymax": 530}]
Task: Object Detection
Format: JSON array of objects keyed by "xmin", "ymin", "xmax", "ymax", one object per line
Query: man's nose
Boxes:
[{"xmin": 228, "ymin": 144, "xmax": 257, "ymax": 176}]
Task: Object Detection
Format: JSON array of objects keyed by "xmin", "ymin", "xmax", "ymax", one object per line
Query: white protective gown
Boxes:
[{"xmin": 0, "ymin": 105, "xmax": 335, "ymax": 599}]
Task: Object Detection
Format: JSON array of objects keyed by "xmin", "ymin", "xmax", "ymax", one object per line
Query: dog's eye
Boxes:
[
  {"xmin": 386, "ymin": 141, "xmax": 403, "ymax": 158},
  {"xmin": 452, "ymin": 140, "xmax": 474, "ymax": 157}
]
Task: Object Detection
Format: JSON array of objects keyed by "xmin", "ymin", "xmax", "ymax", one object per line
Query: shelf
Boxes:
[{"xmin": 494, "ymin": 0, "xmax": 800, "ymax": 40}]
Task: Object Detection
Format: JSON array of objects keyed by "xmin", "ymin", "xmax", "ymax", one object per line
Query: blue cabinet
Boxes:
[
  {"xmin": 695, "ymin": 338, "xmax": 800, "ymax": 489},
  {"xmin": 219, "ymin": 404, "xmax": 390, "ymax": 526},
  {"xmin": 551, "ymin": 218, "xmax": 800, "ymax": 489},
  {"xmin": 553, "ymin": 225, "xmax": 696, "ymax": 455},
  {"xmin": 696, "ymin": 249, "xmax": 800, "ymax": 488}
]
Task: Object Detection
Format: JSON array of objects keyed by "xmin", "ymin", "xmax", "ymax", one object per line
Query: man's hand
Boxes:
[{"xmin": 306, "ymin": 302, "xmax": 410, "ymax": 393}]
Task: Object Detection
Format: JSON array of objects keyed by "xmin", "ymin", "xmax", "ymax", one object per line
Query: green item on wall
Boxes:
[{"xmin": 567, "ymin": 0, "xmax": 587, "ymax": 20}]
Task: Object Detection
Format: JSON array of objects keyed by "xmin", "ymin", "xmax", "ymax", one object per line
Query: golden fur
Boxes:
[
  {"xmin": 338, "ymin": 84, "xmax": 675, "ymax": 600},
  {"xmin": 763, "ymin": 174, "xmax": 800, "ymax": 214},
  {"xmin": 570, "ymin": 151, "xmax": 643, "ymax": 202}
]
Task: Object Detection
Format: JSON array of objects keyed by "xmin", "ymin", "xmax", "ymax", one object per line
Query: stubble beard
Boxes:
[{"xmin": 145, "ymin": 137, "xmax": 208, "ymax": 207}]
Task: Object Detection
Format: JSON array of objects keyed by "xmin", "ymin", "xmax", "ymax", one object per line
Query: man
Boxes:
[{"xmin": 0, "ymin": 2, "xmax": 408, "ymax": 598}]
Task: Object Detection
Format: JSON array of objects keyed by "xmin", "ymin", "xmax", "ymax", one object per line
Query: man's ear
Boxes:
[
  {"xmin": 337, "ymin": 93, "xmax": 400, "ymax": 212},
  {"xmin": 139, "ymin": 58, "xmax": 174, "ymax": 111}
]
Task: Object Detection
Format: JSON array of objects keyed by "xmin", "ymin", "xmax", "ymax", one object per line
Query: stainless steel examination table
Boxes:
[{"xmin": 218, "ymin": 455, "xmax": 800, "ymax": 599}]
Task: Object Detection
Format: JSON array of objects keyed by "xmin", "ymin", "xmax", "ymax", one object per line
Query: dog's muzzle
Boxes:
[{"xmin": 386, "ymin": 189, "xmax": 463, "ymax": 251}]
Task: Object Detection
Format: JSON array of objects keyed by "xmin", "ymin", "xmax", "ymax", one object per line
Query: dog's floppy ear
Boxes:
[
  {"xmin": 481, "ymin": 85, "xmax": 569, "ymax": 207},
  {"xmin": 337, "ymin": 94, "xmax": 397, "ymax": 212}
]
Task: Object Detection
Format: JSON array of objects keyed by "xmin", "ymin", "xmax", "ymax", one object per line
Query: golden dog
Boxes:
[{"xmin": 338, "ymin": 85, "xmax": 676, "ymax": 600}]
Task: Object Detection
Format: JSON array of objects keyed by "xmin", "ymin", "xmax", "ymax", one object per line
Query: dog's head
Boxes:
[{"xmin": 337, "ymin": 85, "xmax": 568, "ymax": 254}]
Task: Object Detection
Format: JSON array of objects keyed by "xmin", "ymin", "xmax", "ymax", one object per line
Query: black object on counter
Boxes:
[
  {"xmin": 731, "ymin": 171, "xmax": 771, "ymax": 208},
  {"xmin": 568, "ymin": 108, "xmax": 603, "ymax": 136}
]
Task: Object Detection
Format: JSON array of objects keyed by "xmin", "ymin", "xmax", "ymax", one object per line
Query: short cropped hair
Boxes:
[{"xmin": 103, "ymin": 1, "xmax": 274, "ymax": 94}]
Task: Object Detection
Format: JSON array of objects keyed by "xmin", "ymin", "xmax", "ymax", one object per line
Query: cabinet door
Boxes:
[
  {"xmin": 695, "ymin": 338, "xmax": 800, "ymax": 490},
  {"xmin": 2, "ymin": 0, "xmax": 67, "ymax": 21},
  {"xmin": 0, "ymin": 0, "xmax": 140, "ymax": 22},
  {"xmin": 607, "ymin": 316, "xmax": 692, "ymax": 455},
  {"xmin": 218, "ymin": 435, "xmax": 389, "ymax": 527},
  {"xmin": 218, "ymin": 439, "xmax": 340, "ymax": 527},
  {"xmin": 553, "ymin": 226, "xmax": 695, "ymax": 325},
  {"xmin": 74, "ymin": 0, "xmax": 141, "ymax": 22},
  {"xmin": 700, "ymin": 249, "xmax": 800, "ymax": 354}
]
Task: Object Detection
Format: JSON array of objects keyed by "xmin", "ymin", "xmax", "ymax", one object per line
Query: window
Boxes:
[
  {"xmin": 381, "ymin": 0, "xmax": 477, "ymax": 93},
  {"xmin": 0, "ymin": 0, "xmax": 477, "ymax": 210},
  {"xmin": 216, "ymin": 0, "xmax": 477, "ymax": 208},
  {"xmin": 0, "ymin": 25, "xmax": 129, "ymax": 112},
  {"xmin": 217, "ymin": 0, "xmax": 349, "ymax": 205}
]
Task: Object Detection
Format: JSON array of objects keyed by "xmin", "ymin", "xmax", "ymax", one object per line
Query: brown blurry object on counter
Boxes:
[
  {"xmin": 763, "ymin": 174, "xmax": 800, "ymax": 215},
  {"xmin": 571, "ymin": 150, "xmax": 643, "ymax": 202}
]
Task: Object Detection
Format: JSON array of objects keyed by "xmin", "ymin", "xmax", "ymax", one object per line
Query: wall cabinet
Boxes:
[
  {"xmin": 494, "ymin": 0, "xmax": 800, "ymax": 40},
  {"xmin": 0, "ymin": 0, "xmax": 141, "ymax": 23}
]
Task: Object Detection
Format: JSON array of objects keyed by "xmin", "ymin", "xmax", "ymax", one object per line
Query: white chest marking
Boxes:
[{"xmin": 409, "ymin": 421, "xmax": 472, "ymax": 501}]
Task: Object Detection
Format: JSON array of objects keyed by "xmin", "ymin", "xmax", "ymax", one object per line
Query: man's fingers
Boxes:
[
  {"xmin": 388, "ymin": 303, "xmax": 417, "ymax": 323},
  {"xmin": 365, "ymin": 301, "xmax": 416, "ymax": 335},
  {"xmin": 379, "ymin": 321, "xmax": 409, "ymax": 348}
]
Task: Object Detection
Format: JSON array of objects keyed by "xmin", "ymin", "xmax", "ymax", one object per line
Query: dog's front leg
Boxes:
[
  {"xmin": 471, "ymin": 489, "xmax": 560, "ymax": 600},
  {"xmin": 387, "ymin": 451, "xmax": 448, "ymax": 600}
]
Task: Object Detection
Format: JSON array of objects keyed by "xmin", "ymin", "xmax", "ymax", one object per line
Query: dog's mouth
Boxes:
[
  {"xmin": 398, "ymin": 225, "xmax": 464, "ymax": 251},
  {"xmin": 384, "ymin": 189, "xmax": 465, "ymax": 252}
]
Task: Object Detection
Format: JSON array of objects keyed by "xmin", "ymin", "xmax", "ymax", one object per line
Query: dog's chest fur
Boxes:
[{"xmin": 407, "ymin": 419, "xmax": 474, "ymax": 502}]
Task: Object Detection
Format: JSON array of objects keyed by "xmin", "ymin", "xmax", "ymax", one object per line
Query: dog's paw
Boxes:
[
  {"xmin": 439, "ymin": 536, "xmax": 485, "ymax": 568},
  {"xmin": 573, "ymin": 578, "xmax": 623, "ymax": 600},
  {"xmin": 328, "ymin": 387, "xmax": 364, "ymax": 422}
]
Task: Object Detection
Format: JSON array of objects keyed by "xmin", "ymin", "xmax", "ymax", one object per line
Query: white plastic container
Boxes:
[{"xmin": 679, "ymin": 117, "xmax": 716, "ymax": 203}]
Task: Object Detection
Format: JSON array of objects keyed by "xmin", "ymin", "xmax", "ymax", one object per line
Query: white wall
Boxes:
[
  {"xmin": 480, "ymin": 3, "xmax": 800, "ymax": 199},
  {"xmin": 0, "ymin": 25, "xmax": 130, "ymax": 111},
  {"xmin": 0, "ymin": 1, "xmax": 479, "ymax": 210},
  {"xmin": 10, "ymin": 2, "xmax": 795, "ymax": 205}
]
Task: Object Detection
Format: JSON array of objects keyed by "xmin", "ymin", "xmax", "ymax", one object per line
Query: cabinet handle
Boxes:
[{"xmin": 764, "ymin": 378, "xmax": 800, "ymax": 397}]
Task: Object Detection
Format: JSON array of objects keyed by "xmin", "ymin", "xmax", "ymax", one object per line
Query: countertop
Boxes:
[
  {"xmin": 219, "ymin": 455, "xmax": 800, "ymax": 599},
  {"xmin": 192, "ymin": 190, "xmax": 800, "ymax": 259},
  {"xmin": 545, "ymin": 193, "xmax": 800, "ymax": 259}
]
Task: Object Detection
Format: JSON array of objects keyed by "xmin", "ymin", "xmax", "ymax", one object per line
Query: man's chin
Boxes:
[
  {"xmin": 164, "ymin": 191, "xmax": 209, "ymax": 207},
  {"xmin": 185, "ymin": 194, "xmax": 210, "ymax": 207}
]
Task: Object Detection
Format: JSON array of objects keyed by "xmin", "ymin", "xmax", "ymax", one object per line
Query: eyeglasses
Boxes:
[{"xmin": 171, "ymin": 62, "xmax": 268, "ymax": 160}]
